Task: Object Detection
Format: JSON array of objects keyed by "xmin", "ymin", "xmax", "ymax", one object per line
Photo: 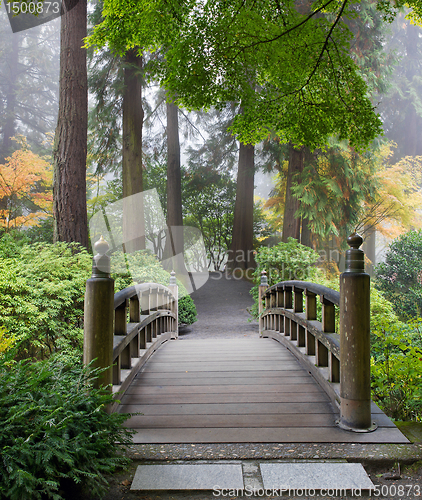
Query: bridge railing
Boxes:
[
  {"xmin": 260, "ymin": 280, "xmax": 340, "ymax": 404},
  {"xmin": 112, "ymin": 283, "xmax": 178, "ymax": 393},
  {"xmin": 83, "ymin": 237, "xmax": 178, "ymax": 412},
  {"xmin": 259, "ymin": 233, "xmax": 376, "ymax": 433}
]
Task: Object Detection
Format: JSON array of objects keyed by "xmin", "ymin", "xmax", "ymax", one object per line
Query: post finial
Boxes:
[
  {"xmin": 169, "ymin": 270, "xmax": 177, "ymax": 286},
  {"xmin": 344, "ymin": 232, "xmax": 365, "ymax": 273},
  {"xmin": 92, "ymin": 236, "xmax": 111, "ymax": 277},
  {"xmin": 94, "ymin": 235, "xmax": 109, "ymax": 256},
  {"xmin": 347, "ymin": 232, "xmax": 363, "ymax": 250},
  {"xmin": 260, "ymin": 269, "xmax": 268, "ymax": 287}
]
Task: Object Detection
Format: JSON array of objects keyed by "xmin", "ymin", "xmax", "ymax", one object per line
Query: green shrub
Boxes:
[
  {"xmin": 371, "ymin": 319, "xmax": 422, "ymax": 421},
  {"xmin": 178, "ymin": 294, "xmax": 197, "ymax": 325},
  {"xmin": 0, "ymin": 355, "xmax": 133, "ymax": 500},
  {"xmin": 250, "ymin": 238, "xmax": 320, "ymax": 318},
  {"xmin": 375, "ymin": 229, "xmax": 422, "ymax": 319},
  {"xmin": 110, "ymin": 249, "xmax": 197, "ymax": 325},
  {"xmin": 0, "ymin": 242, "xmax": 92, "ymax": 360},
  {"xmin": 0, "ymin": 241, "xmax": 197, "ymax": 360}
]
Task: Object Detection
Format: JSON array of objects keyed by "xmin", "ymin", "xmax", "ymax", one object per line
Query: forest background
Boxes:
[{"xmin": 2, "ymin": 0, "xmax": 422, "ymax": 497}]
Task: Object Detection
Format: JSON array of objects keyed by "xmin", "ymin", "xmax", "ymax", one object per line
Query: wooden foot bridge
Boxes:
[{"xmin": 84, "ymin": 235, "xmax": 408, "ymax": 445}]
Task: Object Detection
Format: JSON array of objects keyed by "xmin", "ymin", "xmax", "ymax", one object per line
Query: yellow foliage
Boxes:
[
  {"xmin": 0, "ymin": 328, "xmax": 15, "ymax": 356},
  {"xmin": 361, "ymin": 143, "xmax": 422, "ymax": 239},
  {"xmin": 0, "ymin": 136, "xmax": 53, "ymax": 231}
]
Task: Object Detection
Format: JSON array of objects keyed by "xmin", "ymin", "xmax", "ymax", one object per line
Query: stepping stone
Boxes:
[
  {"xmin": 260, "ymin": 462, "xmax": 374, "ymax": 491},
  {"xmin": 130, "ymin": 463, "xmax": 244, "ymax": 490}
]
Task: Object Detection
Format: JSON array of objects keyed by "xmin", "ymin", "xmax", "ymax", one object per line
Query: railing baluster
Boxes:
[
  {"xmin": 277, "ymin": 288, "xmax": 284, "ymax": 308},
  {"xmin": 130, "ymin": 295, "xmax": 140, "ymax": 323},
  {"xmin": 284, "ymin": 286, "xmax": 292, "ymax": 309},
  {"xmin": 330, "ymin": 353, "xmax": 340, "ymax": 383},
  {"xmin": 113, "ymin": 357, "xmax": 121, "ymax": 385},
  {"xmin": 305, "ymin": 289, "xmax": 317, "ymax": 320},
  {"xmin": 316, "ymin": 340, "xmax": 328, "ymax": 367},
  {"xmin": 298, "ymin": 325, "xmax": 305, "ymax": 347},
  {"xmin": 290, "ymin": 319, "xmax": 297, "ymax": 341},
  {"xmin": 139, "ymin": 326, "xmax": 147, "ymax": 349},
  {"xmin": 293, "ymin": 287, "xmax": 303, "ymax": 313},
  {"xmin": 120, "ymin": 345, "xmax": 131, "ymax": 369},
  {"xmin": 306, "ymin": 330, "xmax": 315, "ymax": 356},
  {"xmin": 321, "ymin": 296, "xmax": 335, "ymax": 332},
  {"xmin": 114, "ymin": 299, "xmax": 128, "ymax": 335}
]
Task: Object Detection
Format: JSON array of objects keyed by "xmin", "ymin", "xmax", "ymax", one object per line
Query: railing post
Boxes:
[
  {"xmin": 169, "ymin": 271, "xmax": 178, "ymax": 337},
  {"xmin": 338, "ymin": 233, "xmax": 376, "ymax": 432},
  {"xmin": 83, "ymin": 236, "xmax": 114, "ymax": 391},
  {"xmin": 258, "ymin": 270, "xmax": 268, "ymax": 336}
]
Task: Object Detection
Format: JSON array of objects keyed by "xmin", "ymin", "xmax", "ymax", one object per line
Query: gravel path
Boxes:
[{"xmin": 179, "ymin": 272, "xmax": 259, "ymax": 339}]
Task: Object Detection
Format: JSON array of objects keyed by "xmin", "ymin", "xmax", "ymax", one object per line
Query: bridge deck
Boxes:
[{"xmin": 118, "ymin": 338, "xmax": 407, "ymax": 444}]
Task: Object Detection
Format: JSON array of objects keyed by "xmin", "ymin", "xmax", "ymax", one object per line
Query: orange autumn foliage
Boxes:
[{"xmin": 0, "ymin": 137, "xmax": 53, "ymax": 231}]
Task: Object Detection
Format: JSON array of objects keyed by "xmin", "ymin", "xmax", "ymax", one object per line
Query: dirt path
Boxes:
[{"xmin": 179, "ymin": 272, "xmax": 259, "ymax": 339}]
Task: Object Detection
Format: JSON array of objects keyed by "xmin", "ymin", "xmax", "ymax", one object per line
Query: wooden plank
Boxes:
[
  {"xmin": 134, "ymin": 371, "xmax": 311, "ymax": 381},
  {"xmin": 117, "ymin": 402, "xmax": 334, "ymax": 415},
  {"xmin": 119, "ymin": 392, "xmax": 330, "ymax": 405},
  {"xmin": 123, "ymin": 413, "xmax": 337, "ymax": 428},
  {"xmin": 132, "ymin": 375, "xmax": 311, "ymax": 386},
  {"xmin": 130, "ymin": 426, "xmax": 409, "ymax": 444},
  {"xmin": 123, "ymin": 383, "xmax": 322, "ymax": 395},
  {"xmin": 150, "ymin": 354, "xmax": 292, "ymax": 361},
  {"xmin": 141, "ymin": 362, "xmax": 301, "ymax": 372}
]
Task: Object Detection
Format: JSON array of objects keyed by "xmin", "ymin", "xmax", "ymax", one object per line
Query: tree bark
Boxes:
[
  {"xmin": 227, "ymin": 142, "xmax": 255, "ymax": 273},
  {"xmin": 301, "ymin": 217, "xmax": 313, "ymax": 248},
  {"xmin": 53, "ymin": 0, "xmax": 88, "ymax": 248},
  {"xmin": 1, "ymin": 34, "xmax": 19, "ymax": 162},
  {"xmin": 282, "ymin": 144, "xmax": 303, "ymax": 242},
  {"xmin": 122, "ymin": 49, "xmax": 144, "ymax": 253},
  {"xmin": 163, "ymin": 99, "xmax": 185, "ymax": 271}
]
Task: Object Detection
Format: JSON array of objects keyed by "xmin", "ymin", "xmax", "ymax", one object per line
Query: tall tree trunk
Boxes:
[
  {"xmin": 163, "ymin": 99, "xmax": 185, "ymax": 275},
  {"xmin": 1, "ymin": 34, "xmax": 19, "ymax": 163},
  {"xmin": 282, "ymin": 144, "xmax": 303, "ymax": 242},
  {"xmin": 301, "ymin": 217, "xmax": 313, "ymax": 248},
  {"xmin": 405, "ymin": 23, "xmax": 419, "ymax": 157},
  {"xmin": 122, "ymin": 49, "xmax": 144, "ymax": 253},
  {"xmin": 53, "ymin": 0, "xmax": 88, "ymax": 248},
  {"xmin": 227, "ymin": 142, "xmax": 255, "ymax": 274}
]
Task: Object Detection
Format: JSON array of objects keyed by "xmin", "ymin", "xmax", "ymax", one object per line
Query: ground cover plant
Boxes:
[{"xmin": 0, "ymin": 354, "xmax": 133, "ymax": 500}]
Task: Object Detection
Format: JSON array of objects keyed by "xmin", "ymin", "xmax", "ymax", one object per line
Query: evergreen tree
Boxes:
[
  {"xmin": 0, "ymin": 11, "xmax": 59, "ymax": 161},
  {"xmin": 377, "ymin": 12, "xmax": 422, "ymax": 159},
  {"xmin": 53, "ymin": 0, "xmax": 88, "ymax": 247}
]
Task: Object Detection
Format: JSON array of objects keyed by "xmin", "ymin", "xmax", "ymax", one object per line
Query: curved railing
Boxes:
[
  {"xmin": 111, "ymin": 283, "xmax": 178, "ymax": 409},
  {"xmin": 261, "ymin": 280, "xmax": 341, "ymax": 407}
]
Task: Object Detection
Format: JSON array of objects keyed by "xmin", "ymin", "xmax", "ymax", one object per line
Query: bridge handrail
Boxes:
[
  {"xmin": 111, "ymin": 283, "xmax": 178, "ymax": 405},
  {"xmin": 260, "ymin": 279, "xmax": 341, "ymax": 407},
  {"xmin": 114, "ymin": 282, "xmax": 176, "ymax": 309},
  {"xmin": 265, "ymin": 280, "xmax": 340, "ymax": 305}
]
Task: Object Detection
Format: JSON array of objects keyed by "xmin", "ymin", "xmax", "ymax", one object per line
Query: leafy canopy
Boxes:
[{"xmin": 85, "ymin": 0, "xmax": 421, "ymax": 148}]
